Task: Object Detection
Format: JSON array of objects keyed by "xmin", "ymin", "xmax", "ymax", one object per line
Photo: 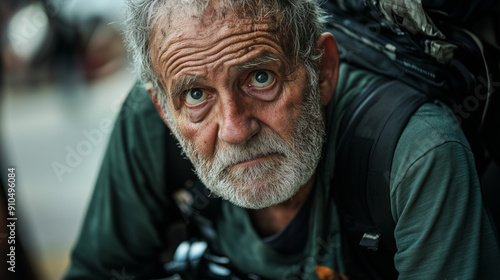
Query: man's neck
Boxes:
[{"xmin": 248, "ymin": 176, "xmax": 315, "ymax": 237}]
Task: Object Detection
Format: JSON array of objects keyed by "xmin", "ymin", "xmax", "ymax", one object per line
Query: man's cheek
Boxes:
[{"xmin": 179, "ymin": 123, "xmax": 217, "ymax": 156}]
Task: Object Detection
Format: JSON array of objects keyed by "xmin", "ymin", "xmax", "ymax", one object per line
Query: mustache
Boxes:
[{"xmin": 211, "ymin": 130, "xmax": 290, "ymax": 171}]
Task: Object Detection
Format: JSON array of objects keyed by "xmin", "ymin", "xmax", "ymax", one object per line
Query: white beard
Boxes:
[{"xmin": 167, "ymin": 87, "xmax": 325, "ymax": 209}]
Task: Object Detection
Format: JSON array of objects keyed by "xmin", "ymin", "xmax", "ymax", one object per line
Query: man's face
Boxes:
[{"xmin": 150, "ymin": 6, "xmax": 325, "ymax": 209}]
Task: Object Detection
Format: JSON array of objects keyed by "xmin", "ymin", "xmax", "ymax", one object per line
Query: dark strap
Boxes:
[
  {"xmin": 365, "ymin": 81, "xmax": 431, "ymax": 247},
  {"xmin": 334, "ymin": 76, "xmax": 430, "ymax": 279}
]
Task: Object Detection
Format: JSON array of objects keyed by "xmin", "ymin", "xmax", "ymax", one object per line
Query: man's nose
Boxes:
[{"xmin": 218, "ymin": 94, "xmax": 260, "ymax": 145}]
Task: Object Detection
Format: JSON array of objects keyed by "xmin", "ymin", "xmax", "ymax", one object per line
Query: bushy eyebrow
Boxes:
[
  {"xmin": 170, "ymin": 75, "xmax": 201, "ymax": 99},
  {"xmin": 235, "ymin": 52, "xmax": 280, "ymax": 71}
]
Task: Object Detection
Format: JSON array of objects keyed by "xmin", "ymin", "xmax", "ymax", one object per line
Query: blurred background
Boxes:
[{"xmin": 1, "ymin": 0, "xmax": 136, "ymax": 279}]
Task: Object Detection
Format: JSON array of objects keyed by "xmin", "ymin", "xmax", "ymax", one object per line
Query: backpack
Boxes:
[
  {"xmin": 324, "ymin": 0, "xmax": 500, "ymax": 278},
  {"xmin": 323, "ymin": 0, "xmax": 500, "ymax": 167}
]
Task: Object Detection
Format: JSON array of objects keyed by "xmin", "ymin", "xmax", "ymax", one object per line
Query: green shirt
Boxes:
[{"xmin": 64, "ymin": 63, "xmax": 500, "ymax": 279}]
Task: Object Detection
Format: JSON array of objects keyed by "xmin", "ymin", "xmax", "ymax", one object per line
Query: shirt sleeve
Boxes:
[
  {"xmin": 390, "ymin": 101, "xmax": 500, "ymax": 279},
  {"xmin": 64, "ymin": 82, "xmax": 191, "ymax": 279}
]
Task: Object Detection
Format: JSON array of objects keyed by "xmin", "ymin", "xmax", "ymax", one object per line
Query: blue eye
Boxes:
[
  {"xmin": 185, "ymin": 88, "xmax": 207, "ymax": 105},
  {"xmin": 250, "ymin": 70, "xmax": 274, "ymax": 87}
]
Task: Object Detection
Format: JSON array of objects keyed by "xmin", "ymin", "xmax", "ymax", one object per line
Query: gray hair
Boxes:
[{"xmin": 123, "ymin": 0, "xmax": 328, "ymax": 116}]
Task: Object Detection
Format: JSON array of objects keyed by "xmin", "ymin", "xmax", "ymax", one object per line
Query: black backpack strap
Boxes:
[{"xmin": 334, "ymin": 77, "xmax": 430, "ymax": 279}]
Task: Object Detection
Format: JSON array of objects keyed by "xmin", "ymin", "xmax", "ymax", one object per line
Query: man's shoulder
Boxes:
[
  {"xmin": 395, "ymin": 100, "xmax": 470, "ymax": 169},
  {"xmin": 406, "ymin": 100, "xmax": 467, "ymax": 144},
  {"xmin": 118, "ymin": 81, "xmax": 164, "ymax": 129},
  {"xmin": 109, "ymin": 81, "xmax": 173, "ymax": 153},
  {"xmin": 333, "ymin": 63, "xmax": 469, "ymax": 158},
  {"xmin": 390, "ymin": 99, "xmax": 475, "ymax": 195},
  {"xmin": 103, "ymin": 81, "xmax": 174, "ymax": 181}
]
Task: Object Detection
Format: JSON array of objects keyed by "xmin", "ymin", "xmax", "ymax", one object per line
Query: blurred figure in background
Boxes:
[
  {"xmin": 1, "ymin": 1, "xmax": 132, "ymax": 279},
  {"xmin": 2, "ymin": 0, "xmax": 126, "ymax": 84}
]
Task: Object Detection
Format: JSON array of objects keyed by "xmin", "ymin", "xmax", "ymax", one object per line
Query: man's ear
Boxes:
[
  {"xmin": 146, "ymin": 83, "xmax": 174, "ymax": 131},
  {"xmin": 316, "ymin": 32, "xmax": 339, "ymax": 106}
]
